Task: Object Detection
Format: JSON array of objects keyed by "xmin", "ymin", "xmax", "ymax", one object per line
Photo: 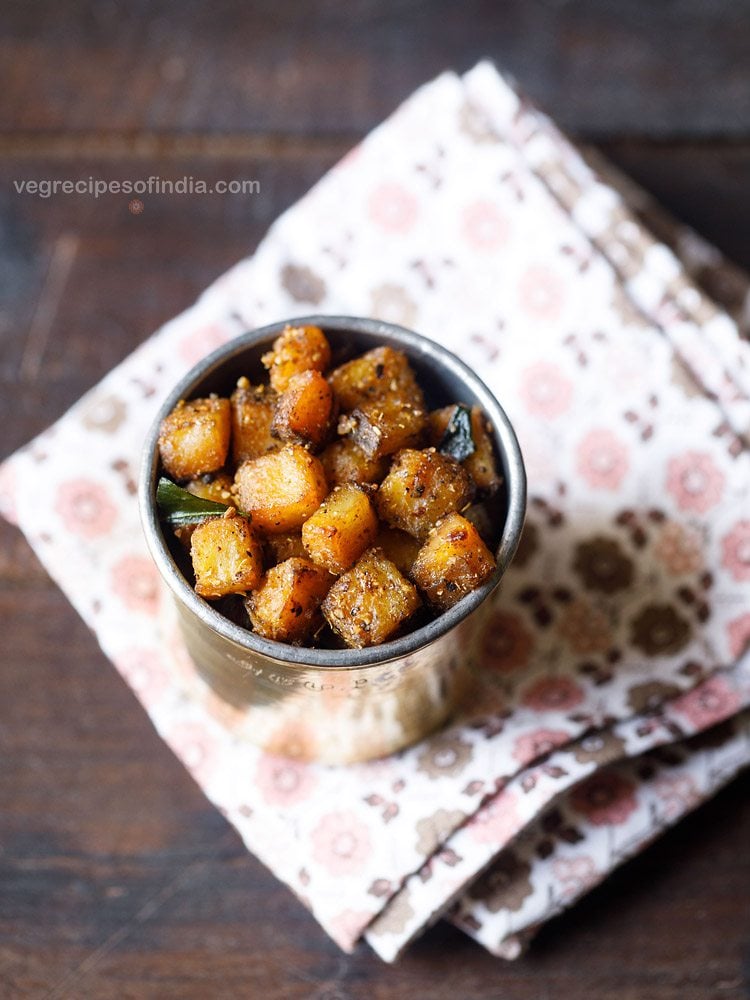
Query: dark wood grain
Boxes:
[
  {"xmin": 2, "ymin": 2, "xmax": 750, "ymax": 997},
  {"xmin": 2, "ymin": 0, "xmax": 750, "ymax": 139}
]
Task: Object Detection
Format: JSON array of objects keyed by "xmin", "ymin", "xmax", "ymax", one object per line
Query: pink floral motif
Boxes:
[
  {"xmin": 570, "ymin": 772, "xmax": 638, "ymax": 826},
  {"xmin": 255, "ymin": 754, "xmax": 316, "ymax": 807},
  {"xmin": 111, "ymin": 554, "xmax": 161, "ymax": 616},
  {"xmin": 551, "ymin": 855, "xmax": 599, "ymax": 901},
  {"xmin": 461, "ymin": 200, "xmax": 509, "ymax": 250},
  {"xmin": 575, "ymin": 429, "xmax": 630, "ymax": 491},
  {"xmin": 720, "ymin": 520, "xmax": 750, "ymax": 582},
  {"xmin": 665, "ymin": 451, "xmax": 725, "ymax": 514},
  {"xmin": 368, "ymin": 182, "xmax": 418, "ymax": 233},
  {"xmin": 55, "ymin": 478, "xmax": 117, "ymax": 539},
  {"xmin": 652, "ymin": 773, "xmax": 701, "ymax": 821},
  {"xmin": 468, "ymin": 789, "xmax": 522, "ymax": 845},
  {"xmin": 519, "ymin": 361, "xmax": 573, "ymax": 419},
  {"xmin": 727, "ymin": 613, "xmax": 750, "ymax": 658},
  {"xmin": 328, "ymin": 909, "xmax": 374, "ymax": 949},
  {"xmin": 518, "ymin": 265, "xmax": 564, "ymax": 321},
  {"xmin": 114, "ymin": 646, "xmax": 169, "ymax": 703},
  {"xmin": 512, "ymin": 728, "xmax": 570, "ymax": 765},
  {"xmin": 179, "ymin": 323, "xmax": 233, "ymax": 367},
  {"xmin": 653, "ymin": 521, "xmax": 705, "ymax": 575},
  {"xmin": 521, "ymin": 676, "xmax": 585, "ymax": 713},
  {"xmin": 671, "ymin": 675, "xmax": 740, "ymax": 730},
  {"xmin": 482, "ymin": 611, "xmax": 535, "ymax": 672},
  {"xmin": 168, "ymin": 720, "xmax": 218, "ymax": 783},
  {"xmin": 311, "ymin": 811, "xmax": 372, "ymax": 877}
]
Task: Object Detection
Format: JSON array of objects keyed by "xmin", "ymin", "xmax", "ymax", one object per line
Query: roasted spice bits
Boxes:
[{"xmin": 156, "ymin": 323, "xmax": 502, "ymax": 648}]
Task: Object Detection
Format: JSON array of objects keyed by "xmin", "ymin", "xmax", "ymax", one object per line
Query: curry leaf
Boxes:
[
  {"xmin": 156, "ymin": 477, "xmax": 231, "ymax": 526},
  {"xmin": 438, "ymin": 404, "xmax": 476, "ymax": 462}
]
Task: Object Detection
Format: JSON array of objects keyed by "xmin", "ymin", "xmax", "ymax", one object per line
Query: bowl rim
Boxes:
[{"xmin": 139, "ymin": 315, "xmax": 526, "ymax": 669}]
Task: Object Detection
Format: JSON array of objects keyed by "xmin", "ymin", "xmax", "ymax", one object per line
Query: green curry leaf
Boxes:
[
  {"xmin": 438, "ymin": 404, "xmax": 476, "ymax": 463},
  {"xmin": 156, "ymin": 477, "xmax": 231, "ymax": 526}
]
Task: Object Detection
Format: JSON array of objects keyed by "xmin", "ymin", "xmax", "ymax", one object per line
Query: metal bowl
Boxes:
[{"xmin": 139, "ymin": 316, "xmax": 526, "ymax": 763}]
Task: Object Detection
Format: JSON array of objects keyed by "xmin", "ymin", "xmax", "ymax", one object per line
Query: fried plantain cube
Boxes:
[
  {"xmin": 302, "ymin": 484, "xmax": 379, "ymax": 575},
  {"xmin": 375, "ymin": 527, "xmax": 422, "ymax": 577},
  {"xmin": 264, "ymin": 531, "xmax": 307, "ymax": 564},
  {"xmin": 190, "ymin": 510, "xmax": 263, "ymax": 599},
  {"xmin": 230, "ymin": 379, "xmax": 278, "ymax": 464},
  {"xmin": 158, "ymin": 396, "xmax": 231, "ymax": 480},
  {"xmin": 376, "ymin": 448, "xmax": 474, "ymax": 539},
  {"xmin": 411, "ymin": 512, "xmax": 496, "ymax": 610},
  {"xmin": 234, "ymin": 444, "xmax": 328, "ymax": 534},
  {"xmin": 261, "ymin": 324, "xmax": 331, "ymax": 392},
  {"xmin": 171, "ymin": 473, "xmax": 236, "ymax": 548},
  {"xmin": 245, "ymin": 557, "xmax": 332, "ymax": 643},
  {"xmin": 271, "ymin": 369, "xmax": 335, "ymax": 449},
  {"xmin": 330, "ymin": 347, "xmax": 427, "ymax": 459},
  {"xmin": 186, "ymin": 472, "xmax": 235, "ymax": 505},
  {"xmin": 322, "ymin": 548, "xmax": 421, "ymax": 648},
  {"xmin": 342, "ymin": 401, "xmax": 427, "ymax": 460},
  {"xmin": 428, "ymin": 404, "xmax": 502, "ymax": 494},
  {"xmin": 328, "ymin": 346, "xmax": 417, "ymax": 409},
  {"xmin": 319, "ymin": 437, "xmax": 389, "ymax": 486}
]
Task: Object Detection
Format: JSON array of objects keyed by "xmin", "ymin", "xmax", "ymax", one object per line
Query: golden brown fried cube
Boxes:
[
  {"xmin": 261, "ymin": 324, "xmax": 331, "ymax": 392},
  {"xmin": 342, "ymin": 401, "xmax": 426, "ymax": 460},
  {"xmin": 246, "ymin": 558, "xmax": 331, "ymax": 643},
  {"xmin": 376, "ymin": 527, "xmax": 422, "ymax": 577},
  {"xmin": 330, "ymin": 347, "xmax": 427, "ymax": 459},
  {"xmin": 319, "ymin": 438, "xmax": 389, "ymax": 486},
  {"xmin": 271, "ymin": 370, "xmax": 335, "ymax": 449},
  {"xmin": 158, "ymin": 396, "xmax": 231, "ymax": 480},
  {"xmin": 230, "ymin": 379, "xmax": 278, "ymax": 464},
  {"xmin": 302, "ymin": 484, "xmax": 379, "ymax": 574},
  {"xmin": 322, "ymin": 548, "xmax": 421, "ymax": 648},
  {"xmin": 264, "ymin": 531, "xmax": 307, "ymax": 564},
  {"xmin": 172, "ymin": 473, "xmax": 236, "ymax": 548},
  {"xmin": 234, "ymin": 444, "xmax": 328, "ymax": 534},
  {"xmin": 428, "ymin": 405, "xmax": 502, "ymax": 494},
  {"xmin": 190, "ymin": 511, "xmax": 263, "ymax": 599},
  {"xmin": 186, "ymin": 472, "xmax": 235, "ymax": 505},
  {"xmin": 376, "ymin": 448, "xmax": 474, "ymax": 539},
  {"xmin": 328, "ymin": 346, "xmax": 417, "ymax": 409},
  {"xmin": 411, "ymin": 513, "xmax": 496, "ymax": 610}
]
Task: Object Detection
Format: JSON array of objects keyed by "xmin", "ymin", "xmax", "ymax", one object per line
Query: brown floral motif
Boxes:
[
  {"xmin": 570, "ymin": 771, "xmax": 638, "ymax": 826},
  {"xmin": 630, "ymin": 603, "xmax": 692, "ymax": 657},
  {"xmin": 368, "ymin": 889, "xmax": 415, "ymax": 937},
  {"xmin": 280, "ymin": 262, "xmax": 326, "ymax": 304},
  {"xmin": 571, "ymin": 730, "xmax": 626, "ymax": 766},
  {"xmin": 572, "ymin": 536, "xmax": 634, "ymax": 594},
  {"xmin": 416, "ymin": 733, "xmax": 473, "ymax": 780},
  {"xmin": 81, "ymin": 393, "xmax": 127, "ymax": 433},
  {"xmin": 369, "ymin": 283, "xmax": 418, "ymax": 327},
  {"xmin": 557, "ymin": 598, "xmax": 613, "ymax": 654},
  {"xmin": 415, "ymin": 808, "xmax": 467, "ymax": 856},
  {"xmin": 627, "ymin": 680, "xmax": 682, "ymax": 714},
  {"xmin": 468, "ymin": 850, "xmax": 533, "ymax": 913},
  {"xmin": 512, "ymin": 520, "xmax": 539, "ymax": 568},
  {"xmin": 482, "ymin": 610, "xmax": 534, "ymax": 672}
]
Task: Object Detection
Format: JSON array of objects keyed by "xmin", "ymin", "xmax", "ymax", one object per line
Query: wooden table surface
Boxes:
[{"xmin": 2, "ymin": 3, "xmax": 750, "ymax": 997}]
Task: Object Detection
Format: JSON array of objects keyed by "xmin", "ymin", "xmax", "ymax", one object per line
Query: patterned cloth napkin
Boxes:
[{"xmin": 2, "ymin": 63, "xmax": 750, "ymax": 962}]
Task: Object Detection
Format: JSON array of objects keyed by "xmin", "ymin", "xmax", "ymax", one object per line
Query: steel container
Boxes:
[{"xmin": 139, "ymin": 316, "xmax": 526, "ymax": 764}]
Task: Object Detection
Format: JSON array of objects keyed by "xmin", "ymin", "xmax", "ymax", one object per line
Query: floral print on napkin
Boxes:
[{"xmin": 1, "ymin": 63, "xmax": 749, "ymax": 960}]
